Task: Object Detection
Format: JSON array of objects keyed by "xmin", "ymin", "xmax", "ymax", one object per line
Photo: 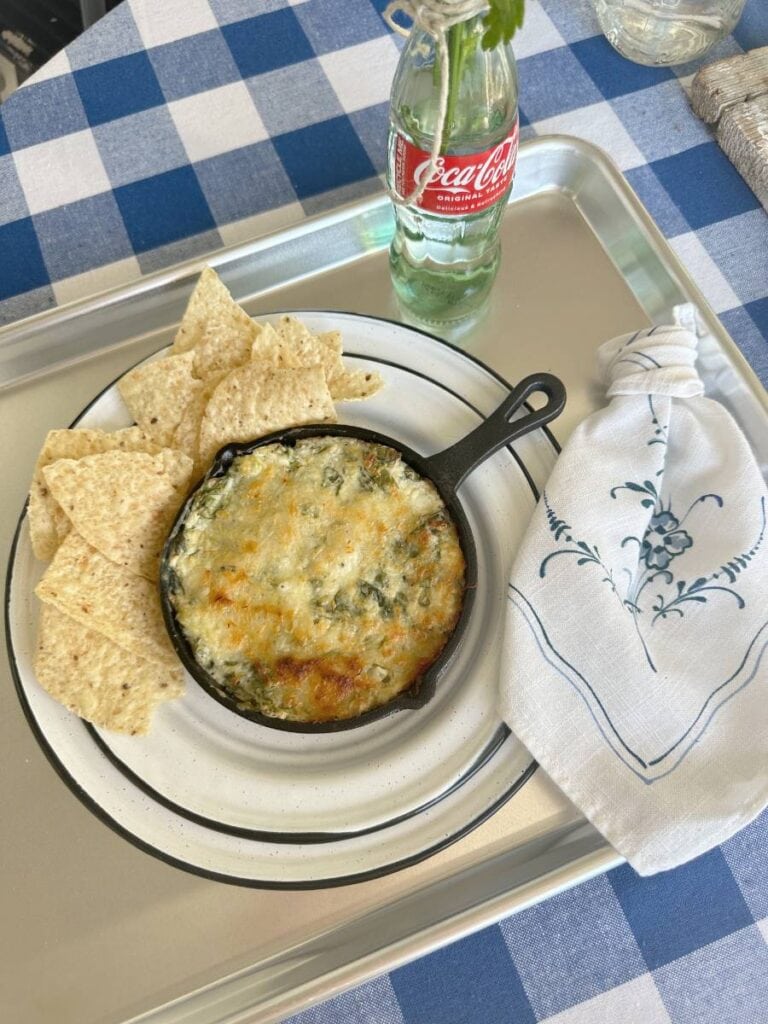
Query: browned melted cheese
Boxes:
[{"xmin": 167, "ymin": 437, "xmax": 465, "ymax": 722}]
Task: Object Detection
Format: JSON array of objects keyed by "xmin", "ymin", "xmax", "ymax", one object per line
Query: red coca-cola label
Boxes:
[{"xmin": 393, "ymin": 120, "xmax": 519, "ymax": 215}]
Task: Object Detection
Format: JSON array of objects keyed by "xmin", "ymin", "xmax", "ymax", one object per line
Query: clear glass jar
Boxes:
[{"xmin": 592, "ymin": 0, "xmax": 747, "ymax": 66}]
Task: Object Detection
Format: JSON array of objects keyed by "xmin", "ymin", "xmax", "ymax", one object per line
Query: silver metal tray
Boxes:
[{"xmin": 1, "ymin": 136, "xmax": 766, "ymax": 1024}]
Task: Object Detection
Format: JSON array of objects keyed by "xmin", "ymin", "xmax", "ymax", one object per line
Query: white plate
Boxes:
[{"xmin": 7, "ymin": 313, "xmax": 559, "ymax": 886}]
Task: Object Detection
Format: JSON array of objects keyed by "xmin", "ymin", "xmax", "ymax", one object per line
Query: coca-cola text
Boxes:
[{"xmin": 394, "ymin": 121, "xmax": 519, "ymax": 215}]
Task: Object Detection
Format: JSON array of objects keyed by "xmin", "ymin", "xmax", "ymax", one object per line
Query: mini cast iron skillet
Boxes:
[{"xmin": 160, "ymin": 372, "xmax": 566, "ymax": 733}]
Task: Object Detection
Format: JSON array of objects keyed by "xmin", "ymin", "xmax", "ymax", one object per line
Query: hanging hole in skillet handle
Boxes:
[{"xmin": 423, "ymin": 372, "xmax": 566, "ymax": 493}]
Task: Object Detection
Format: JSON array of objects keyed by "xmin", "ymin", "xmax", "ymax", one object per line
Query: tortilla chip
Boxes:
[
  {"xmin": 191, "ymin": 316, "xmax": 260, "ymax": 379},
  {"xmin": 35, "ymin": 605, "xmax": 183, "ymax": 735},
  {"xmin": 198, "ymin": 364, "xmax": 337, "ymax": 469},
  {"xmin": 118, "ymin": 351, "xmax": 201, "ymax": 447},
  {"xmin": 275, "ymin": 316, "xmax": 346, "ymax": 382},
  {"xmin": 28, "ymin": 427, "xmax": 163, "ymax": 561},
  {"xmin": 308, "ymin": 329, "xmax": 384, "ymax": 398},
  {"xmin": 316, "ymin": 330, "xmax": 343, "ymax": 355},
  {"xmin": 43, "ymin": 449, "xmax": 193, "ymax": 579},
  {"xmin": 173, "ymin": 389, "xmax": 208, "ymax": 457},
  {"xmin": 52, "ymin": 505, "xmax": 70, "ymax": 538},
  {"xmin": 171, "ymin": 266, "xmax": 235, "ymax": 354},
  {"xmin": 249, "ymin": 322, "xmax": 285, "ymax": 367},
  {"xmin": 250, "ymin": 319, "xmax": 380, "ymax": 401},
  {"xmin": 171, "ymin": 266, "xmax": 258, "ymax": 376},
  {"xmin": 35, "ymin": 533, "xmax": 178, "ymax": 668},
  {"xmin": 329, "ymin": 368, "xmax": 385, "ymax": 402},
  {"xmin": 172, "ymin": 372, "xmax": 228, "ymax": 478},
  {"xmin": 250, "ymin": 320, "xmax": 340, "ymax": 378}
]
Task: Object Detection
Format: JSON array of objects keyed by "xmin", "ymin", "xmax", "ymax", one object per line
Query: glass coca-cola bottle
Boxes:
[{"xmin": 387, "ymin": 13, "xmax": 519, "ymax": 324}]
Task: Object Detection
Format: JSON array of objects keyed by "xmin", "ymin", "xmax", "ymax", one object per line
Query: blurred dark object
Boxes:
[{"xmin": 0, "ymin": 0, "xmax": 121, "ymax": 97}]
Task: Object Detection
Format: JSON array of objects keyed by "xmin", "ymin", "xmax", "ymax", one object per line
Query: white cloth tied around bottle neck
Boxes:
[
  {"xmin": 384, "ymin": 0, "xmax": 489, "ymax": 37},
  {"xmin": 383, "ymin": 0, "xmax": 490, "ymax": 207},
  {"xmin": 500, "ymin": 307, "xmax": 768, "ymax": 875}
]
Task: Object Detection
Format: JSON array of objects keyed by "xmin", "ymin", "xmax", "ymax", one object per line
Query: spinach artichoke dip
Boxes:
[{"xmin": 166, "ymin": 437, "xmax": 466, "ymax": 723}]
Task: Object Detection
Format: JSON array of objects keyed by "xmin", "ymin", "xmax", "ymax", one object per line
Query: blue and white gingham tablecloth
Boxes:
[{"xmin": 2, "ymin": 1, "xmax": 767, "ymax": 1021}]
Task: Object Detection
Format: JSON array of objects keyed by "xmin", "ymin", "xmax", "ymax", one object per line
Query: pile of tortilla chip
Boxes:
[
  {"xmin": 30, "ymin": 267, "xmax": 384, "ymax": 736},
  {"xmin": 119, "ymin": 267, "xmax": 383, "ymax": 476}
]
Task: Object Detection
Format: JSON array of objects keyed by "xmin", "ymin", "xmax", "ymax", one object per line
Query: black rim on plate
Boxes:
[
  {"xmin": 6, "ymin": 313, "xmax": 560, "ymax": 888},
  {"xmin": 86, "ymin": 359, "xmax": 536, "ymax": 844}
]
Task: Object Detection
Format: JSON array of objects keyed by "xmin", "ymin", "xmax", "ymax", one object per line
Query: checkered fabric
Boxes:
[
  {"xmin": 1, "ymin": 1, "xmax": 767, "ymax": 1021},
  {"xmin": 286, "ymin": 816, "xmax": 768, "ymax": 1024}
]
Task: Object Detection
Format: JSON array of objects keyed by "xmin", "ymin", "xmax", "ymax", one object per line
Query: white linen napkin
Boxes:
[{"xmin": 500, "ymin": 308, "xmax": 768, "ymax": 874}]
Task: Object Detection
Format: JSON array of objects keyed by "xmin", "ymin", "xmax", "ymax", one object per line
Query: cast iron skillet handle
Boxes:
[{"xmin": 423, "ymin": 372, "xmax": 566, "ymax": 493}]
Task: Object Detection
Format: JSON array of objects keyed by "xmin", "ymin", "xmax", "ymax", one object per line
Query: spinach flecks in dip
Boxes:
[{"xmin": 167, "ymin": 437, "xmax": 465, "ymax": 722}]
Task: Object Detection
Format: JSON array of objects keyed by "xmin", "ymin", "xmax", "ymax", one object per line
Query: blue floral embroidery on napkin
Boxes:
[
  {"xmin": 540, "ymin": 397, "xmax": 766, "ymax": 674},
  {"xmin": 517, "ymin": 394, "xmax": 768, "ymax": 780},
  {"xmin": 639, "ymin": 510, "xmax": 692, "ymax": 570}
]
